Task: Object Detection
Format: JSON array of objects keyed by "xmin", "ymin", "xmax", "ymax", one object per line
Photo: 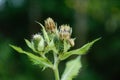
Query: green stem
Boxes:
[
  {"xmin": 53, "ymin": 53, "xmax": 60, "ymax": 80},
  {"xmin": 54, "ymin": 65, "xmax": 60, "ymax": 80}
]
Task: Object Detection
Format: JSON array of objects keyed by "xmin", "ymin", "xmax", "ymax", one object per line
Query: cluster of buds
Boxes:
[
  {"xmin": 10, "ymin": 17, "xmax": 100, "ymax": 80},
  {"xmin": 32, "ymin": 17, "xmax": 75, "ymax": 53},
  {"xmin": 59, "ymin": 25, "xmax": 75, "ymax": 47}
]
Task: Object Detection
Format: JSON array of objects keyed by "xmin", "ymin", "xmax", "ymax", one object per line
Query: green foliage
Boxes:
[
  {"xmin": 25, "ymin": 39, "xmax": 37, "ymax": 52},
  {"xmin": 10, "ymin": 45, "xmax": 53, "ymax": 68},
  {"xmin": 10, "ymin": 18, "xmax": 100, "ymax": 80},
  {"xmin": 59, "ymin": 38, "xmax": 101, "ymax": 60},
  {"xmin": 36, "ymin": 21, "xmax": 50, "ymax": 44},
  {"xmin": 61, "ymin": 56, "xmax": 82, "ymax": 80},
  {"xmin": 63, "ymin": 40, "xmax": 71, "ymax": 53}
]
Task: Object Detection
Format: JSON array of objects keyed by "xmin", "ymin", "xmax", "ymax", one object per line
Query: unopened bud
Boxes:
[
  {"xmin": 59, "ymin": 25, "xmax": 72, "ymax": 40},
  {"xmin": 68, "ymin": 39, "xmax": 75, "ymax": 47},
  {"xmin": 32, "ymin": 34, "xmax": 44, "ymax": 51},
  {"xmin": 33, "ymin": 34, "xmax": 41, "ymax": 41},
  {"xmin": 45, "ymin": 17, "xmax": 56, "ymax": 33}
]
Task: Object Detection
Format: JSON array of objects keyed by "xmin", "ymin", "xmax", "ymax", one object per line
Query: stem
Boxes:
[
  {"xmin": 54, "ymin": 64, "xmax": 60, "ymax": 80},
  {"xmin": 53, "ymin": 53, "xmax": 60, "ymax": 80}
]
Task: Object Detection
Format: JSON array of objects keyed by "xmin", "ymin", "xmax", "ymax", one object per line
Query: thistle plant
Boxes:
[{"xmin": 10, "ymin": 17, "xmax": 100, "ymax": 80}]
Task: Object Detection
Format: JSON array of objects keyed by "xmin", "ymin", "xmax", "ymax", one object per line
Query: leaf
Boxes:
[
  {"xmin": 64, "ymin": 40, "xmax": 71, "ymax": 52},
  {"xmin": 10, "ymin": 45, "xmax": 53, "ymax": 68},
  {"xmin": 9, "ymin": 44, "xmax": 25, "ymax": 53},
  {"xmin": 29, "ymin": 57, "xmax": 47, "ymax": 70},
  {"xmin": 35, "ymin": 21, "xmax": 50, "ymax": 44},
  {"xmin": 60, "ymin": 38, "xmax": 101, "ymax": 60},
  {"xmin": 25, "ymin": 39, "xmax": 31, "ymax": 48},
  {"xmin": 49, "ymin": 39, "xmax": 58, "ymax": 53},
  {"xmin": 24, "ymin": 39, "xmax": 37, "ymax": 52},
  {"xmin": 61, "ymin": 56, "xmax": 82, "ymax": 80}
]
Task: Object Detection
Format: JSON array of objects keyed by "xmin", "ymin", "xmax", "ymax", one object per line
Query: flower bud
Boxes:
[
  {"xmin": 59, "ymin": 25, "xmax": 72, "ymax": 40},
  {"xmin": 32, "ymin": 34, "xmax": 44, "ymax": 51},
  {"xmin": 45, "ymin": 17, "xmax": 56, "ymax": 33},
  {"xmin": 33, "ymin": 34, "xmax": 41, "ymax": 42},
  {"xmin": 68, "ymin": 39, "xmax": 75, "ymax": 47}
]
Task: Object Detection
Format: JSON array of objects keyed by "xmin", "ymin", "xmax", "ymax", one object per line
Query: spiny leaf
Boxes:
[
  {"xmin": 35, "ymin": 21, "xmax": 50, "ymax": 44},
  {"xmin": 26, "ymin": 52, "xmax": 52, "ymax": 68},
  {"xmin": 60, "ymin": 38, "xmax": 101, "ymax": 60},
  {"xmin": 61, "ymin": 56, "xmax": 82, "ymax": 80},
  {"xmin": 29, "ymin": 57, "xmax": 47, "ymax": 70},
  {"xmin": 10, "ymin": 45, "xmax": 53, "ymax": 68}
]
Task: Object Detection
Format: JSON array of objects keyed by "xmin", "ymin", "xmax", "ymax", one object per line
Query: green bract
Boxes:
[{"xmin": 10, "ymin": 17, "xmax": 100, "ymax": 80}]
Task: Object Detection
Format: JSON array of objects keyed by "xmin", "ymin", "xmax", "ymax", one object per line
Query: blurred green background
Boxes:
[{"xmin": 0, "ymin": 0, "xmax": 120, "ymax": 80}]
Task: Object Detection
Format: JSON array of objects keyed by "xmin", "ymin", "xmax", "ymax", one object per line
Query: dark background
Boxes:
[{"xmin": 0, "ymin": 0, "xmax": 120, "ymax": 80}]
